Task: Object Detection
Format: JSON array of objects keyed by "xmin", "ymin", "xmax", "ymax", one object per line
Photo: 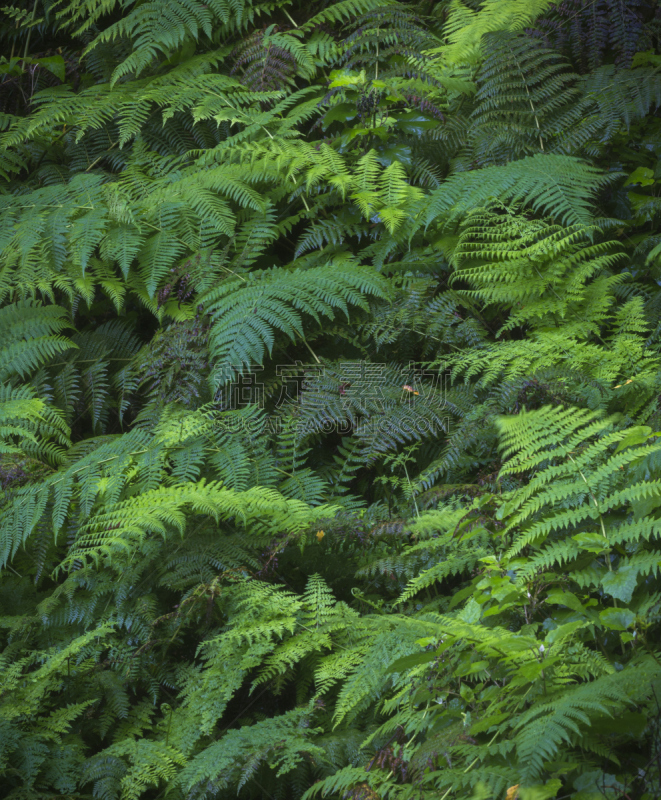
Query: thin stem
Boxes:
[
  {"xmin": 301, "ymin": 337, "xmax": 321, "ymax": 364},
  {"xmin": 50, "ymin": 449, "xmax": 149, "ymax": 486},
  {"xmin": 282, "ymin": 7, "xmax": 298, "ymax": 27},
  {"xmin": 525, "ymin": 82, "xmax": 544, "ymax": 152},
  {"xmin": 21, "ymin": 0, "xmax": 39, "ymax": 71},
  {"xmin": 85, "ymin": 139, "xmax": 119, "ymax": 172}
]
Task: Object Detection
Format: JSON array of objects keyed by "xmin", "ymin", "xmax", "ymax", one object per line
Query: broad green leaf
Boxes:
[
  {"xmin": 614, "ymin": 425, "xmax": 653, "ymax": 452},
  {"xmin": 599, "ymin": 607, "xmax": 636, "ymax": 631},
  {"xmin": 601, "ymin": 564, "xmax": 638, "ymax": 603},
  {"xmin": 33, "ymin": 55, "xmax": 66, "ymax": 82},
  {"xmin": 572, "ymin": 532, "xmax": 610, "ymax": 554},
  {"xmin": 624, "ymin": 167, "xmax": 655, "ymax": 187},
  {"xmin": 385, "ymin": 650, "xmax": 437, "ymax": 674}
]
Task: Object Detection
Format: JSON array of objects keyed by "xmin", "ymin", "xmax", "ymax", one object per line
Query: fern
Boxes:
[
  {"xmin": 443, "ymin": 206, "xmax": 659, "ymax": 406},
  {"xmin": 467, "ymin": 30, "xmax": 582, "ymax": 165},
  {"xmin": 421, "ymin": 153, "xmax": 617, "ymax": 230},
  {"xmin": 2, "ymin": 0, "xmax": 661, "ymax": 798},
  {"xmin": 203, "ymin": 263, "xmax": 390, "ymax": 383}
]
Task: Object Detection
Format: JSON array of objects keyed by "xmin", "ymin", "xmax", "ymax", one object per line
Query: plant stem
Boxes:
[{"xmin": 21, "ymin": 0, "xmax": 39, "ymax": 71}]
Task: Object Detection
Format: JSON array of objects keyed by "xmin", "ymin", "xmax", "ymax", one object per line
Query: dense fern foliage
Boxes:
[{"xmin": 1, "ymin": 0, "xmax": 661, "ymax": 798}]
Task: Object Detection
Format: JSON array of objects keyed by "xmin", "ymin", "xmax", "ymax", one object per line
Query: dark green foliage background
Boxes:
[{"xmin": 1, "ymin": 1, "xmax": 661, "ymax": 798}]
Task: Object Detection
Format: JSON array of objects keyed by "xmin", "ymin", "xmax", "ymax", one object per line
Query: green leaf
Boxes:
[
  {"xmin": 385, "ymin": 650, "xmax": 436, "ymax": 674},
  {"xmin": 375, "ymin": 144, "xmax": 412, "ymax": 168},
  {"xmin": 624, "ymin": 167, "xmax": 655, "ymax": 187},
  {"xmin": 545, "ymin": 591, "xmax": 589, "ymax": 616},
  {"xmin": 545, "ymin": 620, "xmax": 588, "ymax": 646},
  {"xmin": 632, "ymin": 50, "xmax": 661, "ymax": 67},
  {"xmin": 631, "ymin": 493, "xmax": 661, "ymax": 520},
  {"xmin": 322, "ymin": 103, "xmax": 358, "ymax": 130},
  {"xmin": 458, "ymin": 597, "xmax": 482, "ymax": 624},
  {"xmin": 519, "ymin": 780, "xmax": 562, "ymax": 800},
  {"xmin": 572, "ymin": 532, "xmax": 610, "ymax": 554},
  {"xmin": 614, "ymin": 425, "xmax": 653, "ymax": 453},
  {"xmin": 456, "ymin": 659, "xmax": 489, "ymax": 677},
  {"xmin": 599, "ymin": 607, "xmax": 636, "ymax": 631},
  {"xmin": 601, "ymin": 565, "xmax": 638, "ymax": 603},
  {"xmin": 328, "ymin": 69, "xmax": 364, "ymax": 88},
  {"xmin": 33, "ymin": 55, "xmax": 66, "ymax": 82},
  {"xmin": 394, "ymin": 112, "xmax": 439, "ymax": 137},
  {"xmin": 449, "ymin": 584, "xmax": 475, "ymax": 609}
]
